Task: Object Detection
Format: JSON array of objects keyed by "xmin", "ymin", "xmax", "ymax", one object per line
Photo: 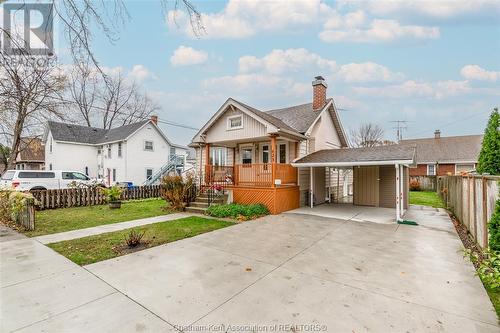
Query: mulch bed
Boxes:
[{"xmin": 449, "ymin": 213, "xmax": 485, "ymax": 269}]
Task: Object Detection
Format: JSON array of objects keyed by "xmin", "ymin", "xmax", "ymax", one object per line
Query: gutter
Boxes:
[{"xmin": 291, "ymin": 159, "xmax": 415, "ymax": 167}]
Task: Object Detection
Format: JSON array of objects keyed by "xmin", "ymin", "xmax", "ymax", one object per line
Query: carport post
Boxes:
[
  {"xmin": 395, "ymin": 163, "xmax": 401, "ymax": 221},
  {"xmin": 400, "ymin": 166, "xmax": 405, "ymax": 216},
  {"xmin": 310, "ymin": 166, "xmax": 314, "ymax": 208}
]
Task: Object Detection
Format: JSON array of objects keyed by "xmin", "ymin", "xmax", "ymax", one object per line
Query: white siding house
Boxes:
[{"xmin": 43, "ymin": 118, "xmax": 188, "ymax": 186}]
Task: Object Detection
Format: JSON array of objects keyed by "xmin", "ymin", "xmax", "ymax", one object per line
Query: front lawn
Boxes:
[
  {"xmin": 409, "ymin": 191, "xmax": 446, "ymax": 208},
  {"xmin": 48, "ymin": 216, "xmax": 233, "ymax": 265},
  {"xmin": 27, "ymin": 198, "xmax": 168, "ymax": 237}
]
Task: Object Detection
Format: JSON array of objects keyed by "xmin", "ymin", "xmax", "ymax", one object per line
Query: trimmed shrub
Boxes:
[
  {"xmin": 206, "ymin": 203, "xmax": 269, "ymax": 220},
  {"xmin": 0, "ymin": 188, "xmax": 34, "ymax": 224},
  {"xmin": 489, "ymin": 198, "xmax": 500, "ymax": 252}
]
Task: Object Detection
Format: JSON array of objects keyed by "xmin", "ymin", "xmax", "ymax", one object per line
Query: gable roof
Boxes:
[
  {"xmin": 47, "ymin": 120, "xmax": 149, "ymax": 145},
  {"xmin": 292, "ymin": 144, "xmax": 415, "ymax": 167},
  {"xmin": 266, "ymin": 98, "xmax": 348, "ymax": 147},
  {"xmin": 191, "ymin": 97, "xmax": 347, "ymax": 146},
  {"xmin": 400, "ymin": 134, "xmax": 483, "ymax": 164}
]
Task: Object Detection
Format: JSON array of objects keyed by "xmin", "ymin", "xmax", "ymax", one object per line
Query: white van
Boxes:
[{"xmin": 1, "ymin": 170, "xmax": 95, "ymax": 191}]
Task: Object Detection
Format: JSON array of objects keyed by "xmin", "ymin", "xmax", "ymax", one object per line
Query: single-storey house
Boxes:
[
  {"xmin": 189, "ymin": 76, "xmax": 415, "ymax": 221},
  {"xmin": 401, "ymin": 131, "xmax": 483, "ymax": 176}
]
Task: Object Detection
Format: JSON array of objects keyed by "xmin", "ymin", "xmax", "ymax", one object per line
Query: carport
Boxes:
[{"xmin": 291, "ymin": 145, "xmax": 416, "ymax": 222}]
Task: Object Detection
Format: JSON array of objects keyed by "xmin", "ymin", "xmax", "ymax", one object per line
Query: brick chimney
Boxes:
[
  {"xmin": 434, "ymin": 129, "xmax": 441, "ymax": 139},
  {"xmin": 312, "ymin": 76, "xmax": 327, "ymax": 110},
  {"xmin": 150, "ymin": 115, "xmax": 158, "ymax": 125}
]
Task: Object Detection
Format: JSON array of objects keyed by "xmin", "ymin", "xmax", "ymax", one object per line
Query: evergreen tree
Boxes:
[{"xmin": 477, "ymin": 108, "xmax": 500, "ymax": 175}]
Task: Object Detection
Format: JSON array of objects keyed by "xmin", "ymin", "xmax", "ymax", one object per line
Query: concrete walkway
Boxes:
[
  {"xmin": 35, "ymin": 213, "xmax": 192, "ymax": 244},
  {"xmin": 2, "ymin": 207, "xmax": 498, "ymax": 332},
  {"xmin": 0, "ymin": 227, "xmax": 174, "ymax": 332}
]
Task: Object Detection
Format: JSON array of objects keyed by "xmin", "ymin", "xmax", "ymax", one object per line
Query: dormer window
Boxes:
[{"xmin": 227, "ymin": 115, "xmax": 243, "ymax": 130}]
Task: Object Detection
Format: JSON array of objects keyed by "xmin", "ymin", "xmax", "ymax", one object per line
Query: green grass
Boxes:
[
  {"xmin": 47, "ymin": 216, "xmax": 233, "ymax": 266},
  {"xmin": 485, "ymin": 285, "xmax": 500, "ymax": 318},
  {"xmin": 409, "ymin": 191, "xmax": 446, "ymax": 209},
  {"xmin": 27, "ymin": 198, "xmax": 169, "ymax": 237}
]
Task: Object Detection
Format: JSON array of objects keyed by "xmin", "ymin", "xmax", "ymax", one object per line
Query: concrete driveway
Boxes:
[
  {"xmin": 2, "ymin": 207, "xmax": 498, "ymax": 332},
  {"xmin": 84, "ymin": 207, "xmax": 498, "ymax": 332}
]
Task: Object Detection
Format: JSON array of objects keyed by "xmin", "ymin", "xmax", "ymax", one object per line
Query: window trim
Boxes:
[
  {"xmin": 210, "ymin": 147, "xmax": 227, "ymax": 166},
  {"xmin": 146, "ymin": 168, "xmax": 154, "ymax": 180},
  {"xmin": 144, "ymin": 140, "xmax": 154, "ymax": 152},
  {"xmin": 427, "ymin": 164, "xmax": 436, "ymax": 176},
  {"xmin": 118, "ymin": 142, "xmax": 122, "ymax": 158},
  {"xmin": 239, "ymin": 143, "xmax": 254, "ymax": 164},
  {"xmin": 277, "ymin": 141, "xmax": 289, "ymax": 164},
  {"xmin": 227, "ymin": 115, "xmax": 243, "ymax": 130},
  {"xmin": 455, "ymin": 163, "xmax": 475, "ymax": 175}
]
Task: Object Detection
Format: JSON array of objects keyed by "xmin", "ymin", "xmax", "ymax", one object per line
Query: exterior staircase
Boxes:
[
  {"xmin": 144, "ymin": 155, "xmax": 184, "ymax": 186},
  {"xmin": 185, "ymin": 192, "xmax": 228, "ymax": 214}
]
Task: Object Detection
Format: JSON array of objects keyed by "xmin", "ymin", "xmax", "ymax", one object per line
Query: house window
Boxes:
[
  {"xmin": 49, "ymin": 163, "xmax": 52, "ymax": 170},
  {"xmin": 456, "ymin": 164, "xmax": 475, "ymax": 174},
  {"xmin": 146, "ymin": 168, "xmax": 153, "ymax": 180},
  {"xmin": 227, "ymin": 115, "xmax": 243, "ymax": 130},
  {"xmin": 107, "ymin": 144, "xmax": 112, "ymax": 158},
  {"xmin": 144, "ymin": 141, "xmax": 154, "ymax": 151},
  {"xmin": 112, "ymin": 169, "xmax": 116, "ymax": 182},
  {"xmin": 261, "ymin": 145, "xmax": 269, "ymax": 164},
  {"xmin": 85, "ymin": 166, "xmax": 88, "ymax": 176},
  {"xmin": 49, "ymin": 138, "xmax": 53, "ymax": 153},
  {"xmin": 170, "ymin": 147, "xmax": 176, "ymax": 157},
  {"xmin": 241, "ymin": 147, "xmax": 253, "ymax": 164},
  {"xmin": 118, "ymin": 142, "xmax": 122, "ymax": 157},
  {"xmin": 427, "ymin": 164, "xmax": 436, "ymax": 176},
  {"xmin": 211, "ymin": 147, "xmax": 226, "ymax": 166},
  {"xmin": 97, "ymin": 146, "xmax": 102, "ymax": 155},
  {"xmin": 278, "ymin": 143, "xmax": 287, "ymax": 163}
]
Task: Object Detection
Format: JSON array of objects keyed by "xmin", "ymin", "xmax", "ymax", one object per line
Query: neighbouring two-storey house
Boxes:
[
  {"xmin": 44, "ymin": 116, "xmax": 188, "ymax": 186},
  {"xmin": 190, "ymin": 76, "xmax": 415, "ymax": 219}
]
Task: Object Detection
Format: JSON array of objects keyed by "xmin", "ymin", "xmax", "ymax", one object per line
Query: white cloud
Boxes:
[
  {"xmin": 239, "ymin": 48, "xmax": 337, "ymax": 75},
  {"xmin": 320, "ymin": 18, "xmax": 439, "ymax": 43},
  {"xmin": 353, "ymin": 80, "xmax": 471, "ymax": 99},
  {"xmin": 167, "ymin": 0, "xmax": 331, "ymax": 39},
  {"xmin": 237, "ymin": 48, "xmax": 402, "ymax": 83},
  {"xmin": 352, "ymin": 0, "xmax": 500, "ymax": 19},
  {"xmin": 170, "ymin": 46, "xmax": 208, "ymax": 66},
  {"xmin": 460, "ymin": 65, "xmax": 500, "ymax": 82},
  {"xmin": 128, "ymin": 65, "xmax": 156, "ymax": 82},
  {"xmin": 337, "ymin": 62, "xmax": 404, "ymax": 82}
]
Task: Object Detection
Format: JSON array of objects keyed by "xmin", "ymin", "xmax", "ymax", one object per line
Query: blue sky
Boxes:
[{"xmin": 59, "ymin": 0, "xmax": 500, "ymax": 145}]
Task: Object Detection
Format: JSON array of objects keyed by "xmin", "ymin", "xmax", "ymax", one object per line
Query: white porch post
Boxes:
[
  {"xmin": 395, "ymin": 164, "xmax": 401, "ymax": 221},
  {"xmin": 310, "ymin": 166, "xmax": 314, "ymax": 208},
  {"xmin": 400, "ymin": 165, "xmax": 405, "ymax": 217}
]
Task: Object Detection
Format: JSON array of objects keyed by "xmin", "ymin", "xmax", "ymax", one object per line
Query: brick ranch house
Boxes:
[
  {"xmin": 189, "ymin": 76, "xmax": 415, "ymax": 220},
  {"xmin": 401, "ymin": 131, "xmax": 483, "ymax": 176}
]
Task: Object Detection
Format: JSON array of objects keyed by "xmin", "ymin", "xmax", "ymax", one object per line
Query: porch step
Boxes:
[
  {"xmin": 189, "ymin": 201, "xmax": 210, "ymax": 208},
  {"xmin": 185, "ymin": 206, "xmax": 208, "ymax": 214},
  {"xmin": 195, "ymin": 197, "xmax": 226, "ymax": 204}
]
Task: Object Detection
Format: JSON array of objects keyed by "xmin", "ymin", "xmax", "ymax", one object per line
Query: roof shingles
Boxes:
[
  {"xmin": 400, "ymin": 135, "xmax": 483, "ymax": 164},
  {"xmin": 48, "ymin": 120, "xmax": 149, "ymax": 145}
]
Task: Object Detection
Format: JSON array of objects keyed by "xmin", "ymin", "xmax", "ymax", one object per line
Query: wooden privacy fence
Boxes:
[
  {"xmin": 410, "ymin": 176, "xmax": 437, "ymax": 191},
  {"xmin": 32, "ymin": 185, "xmax": 162, "ymax": 210},
  {"xmin": 438, "ymin": 175, "xmax": 499, "ymax": 249}
]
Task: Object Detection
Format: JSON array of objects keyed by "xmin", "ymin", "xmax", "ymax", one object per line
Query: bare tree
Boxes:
[
  {"xmin": 0, "ymin": 54, "xmax": 66, "ymax": 169},
  {"xmin": 68, "ymin": 65, "xmax": 159, "ymax": 129},
  {"xmin": 350, "ymin": 123, "xmax": 385, "ymax": 148},
  {"xmin": 1, "ymin": 0, "xmax": 203, "ymax": 81}
]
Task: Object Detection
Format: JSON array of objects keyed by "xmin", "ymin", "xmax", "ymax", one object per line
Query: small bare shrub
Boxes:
[
  {"xmin": 161, "ymin": 175, "xmax": 194, "ymax": 211},
  {"xmin": 409, "ymin": 179, "xmax": 421, "ymax": 191},
  {"xmin": 125, "ymin": 229, "xmax": 145, "ymax": 248}
]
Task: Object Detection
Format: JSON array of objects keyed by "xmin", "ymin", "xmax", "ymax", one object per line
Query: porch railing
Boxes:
[{"xmin": 205, "ymin": 163, "xmax": 297, "ymax": 187}]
